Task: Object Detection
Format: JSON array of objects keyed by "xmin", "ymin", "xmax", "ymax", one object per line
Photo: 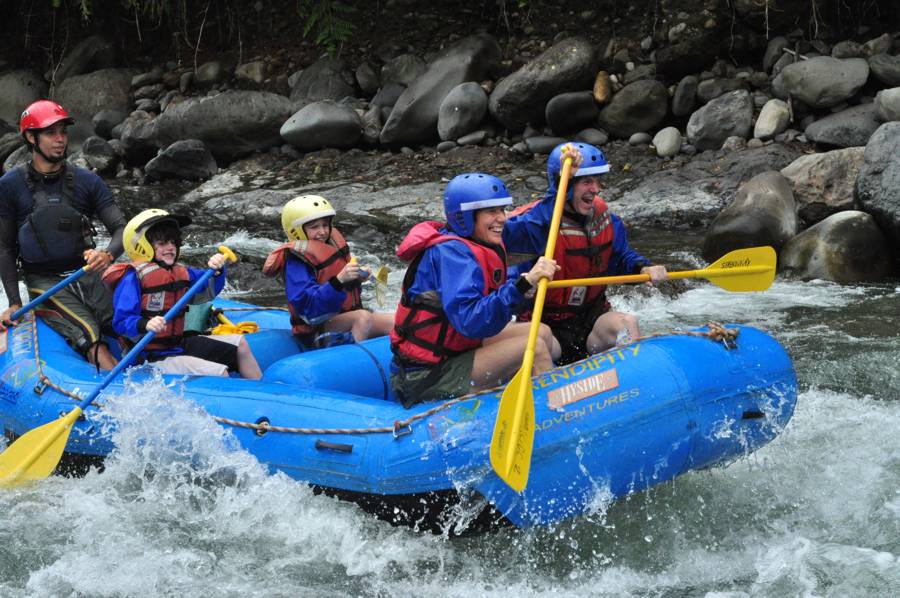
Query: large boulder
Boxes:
[
  {"xmin": 868, "ymin": 53, "xmax": 900, "ymax": 87},
  {"xmin": 145, "ymin": 139, "xmax": 217, "ymax": 181},
  {"xmin": 54, "ymin": 68, "xmax": 135, "ymax": 121},
  {"xmin": 488, "ymin": 37, "xmax": 596, "ymax": 131},
  {"xmin": 438, "ymin": 82, "xmax": 488, "ymax": 141},
  {"xmin": 48, "ymin": 35, "xmax": 117, "ymax": 85},
  {"xmin": 545, "ymin": 91, "xmax": 598, "ymax": 136},
  {"xmin": 0, "ymin": 70, "xmax": 48, "ymax": 126},
  {"xmin": 775, "ymin": 57, "xmax": 869, "ymax": 109},
  {"xmin": 118, "ymin": 110, "xmax": 159, "ymax": 165},
  {"xmin": 288, "ymin": 57, "xmax": 356, "ymax": 103},
  {"xmin": 686, "ymin": 90, "xmax": 753, "ymax": 151},
  {"xmin": 380, "ymin": 34, "xmax": 500, "ymax": 147},
  {"xmin": 280, "ymin": 101, "xmax": 362, "ymax": 151},
  {"xmin": 780, "ymin": 211, "xmax": 893, "ymax": 282},
  {"xmin": 596, "ymin": 80, "xmax": 668, "ymax": 138},
  {"xmin": 702, "ymin": 171, "xmax": 798, "ymax": 261},
  {"xmin": 804, "ymin": 103, "xmax": 881, "ymax": 148},
  {"xmin": 856, "ymin": 122, "xmax": 900, "ymax": 247},
  {"xmin": 155, "ymin": 90, "xmax": 295, "ymax": 161},
  {"xmin": 780, "ymin": 147, "xmax": 865, "ymax": 225}
]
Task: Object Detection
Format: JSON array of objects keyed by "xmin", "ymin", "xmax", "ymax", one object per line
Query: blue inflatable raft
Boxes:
[{"xmin": 0, "ymin": 299, "xmax": 797, "ymax": 533}]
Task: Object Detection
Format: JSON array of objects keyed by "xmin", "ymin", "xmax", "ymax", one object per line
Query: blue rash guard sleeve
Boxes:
[
  {"xmin": 409, "ymin": 241, "xmax": 526, "ymax": 339},
  {"xmin": 284, "ymin": 254, "xmax": 347, "ymax": 325}
]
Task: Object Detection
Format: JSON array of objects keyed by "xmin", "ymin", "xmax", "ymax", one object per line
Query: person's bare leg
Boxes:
[
  {"xmin": 236, "ymin": 337, "xmax": 262, "ymax": 379},
  {"xmin": 470, "ymin": 335, "xmax": 553, "ymax": 391},
  {"xmin": 369, "ymin": 311, "xmax": 395, "ymax": 338},
  {"xmin": 586, "ymin": 311, "xmax": 639, "ymax": 354},
  {"xmin": 484, "ymin": 321, "xmax": 559, "ymax": 361},
  {"xmin": 87, "ymin": 342, "xmax": 118, "ymax": 370},
  {"xmin": 323, "ymin": 310, "xmax": 371, "ymax": 341}
]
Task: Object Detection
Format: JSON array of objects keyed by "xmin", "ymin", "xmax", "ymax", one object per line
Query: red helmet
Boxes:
[{"xmin": 19, "ymin": 100, "xmax": 74, "ymax": 136}]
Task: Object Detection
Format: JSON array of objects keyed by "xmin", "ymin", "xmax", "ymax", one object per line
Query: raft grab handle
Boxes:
[{"xmin": 315, "ymin": 440, "xmax": 354, "ymax": 453}]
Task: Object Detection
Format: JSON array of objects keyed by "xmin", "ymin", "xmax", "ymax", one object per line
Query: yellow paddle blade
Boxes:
[
  {"xmin": 374, "ymin": 265, "xmax": 390, "ymax": 309},
  {"xmin": 0, "ymin": 408, "xmax": 82, "ymax": 488},
  {"xmin": 692, "ymin": 246, "xmax": 777, "ymax": 292},
  {"xmin": 490, "ymin": 353, "xmax": 537, "ymax": 492}
]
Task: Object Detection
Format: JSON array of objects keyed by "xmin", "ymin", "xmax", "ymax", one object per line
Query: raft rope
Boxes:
[{"xmin": 27, "ymin": 313, "xmax": 737, "ymax": 438}]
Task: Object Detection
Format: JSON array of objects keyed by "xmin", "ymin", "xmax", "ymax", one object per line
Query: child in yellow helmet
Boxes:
[{"xmin": 262, "ymin": 195, "xmax": 393, "ymax": 349}]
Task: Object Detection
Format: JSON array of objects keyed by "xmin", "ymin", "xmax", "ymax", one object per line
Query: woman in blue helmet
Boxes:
[
  {"xmin": 504, "ymin": 142, "xmax": 667, "ymax": 363},
  {"xmin": 390, "ymin": 173, "xmax": 561, "ymax": 408}
]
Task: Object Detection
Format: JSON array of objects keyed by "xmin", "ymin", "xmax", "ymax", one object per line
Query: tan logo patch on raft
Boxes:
[{"xmin": 547, "ymin": 368, "xmax": 619, "ymax": 409}]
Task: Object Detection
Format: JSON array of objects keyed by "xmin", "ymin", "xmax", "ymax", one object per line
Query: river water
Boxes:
[{"xmin": 1, "ymin": 226, "xmax": 898, "ymax": 597}]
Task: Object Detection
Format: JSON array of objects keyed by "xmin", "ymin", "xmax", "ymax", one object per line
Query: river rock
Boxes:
[
  {"xmin": 545, "ymin": 91, "xmax": 598, "ymax": 135},
  {"xmin": 91, "ymin": 109, "xmax": 126, "ymax": 139},
  {"xmin": 868, "ymin": 53, "xmax": 900, "ymax": 87},
  {"xmin": 696, "ymin": 77, "xmax": 748, "ymax": 104},
  {"xmin": 702, "ymin": 171, "xmax": 798, "ymax": 262},
  {"xmin": 381, "ymin": 34, "xmax": 500, "ymax": 147},
  {"xmin": 762, "ymin": 36, "xmax": 789, "ymax": 73},
  {"xmin": 856, "ymin": 121, "xmax": 900, "ymax": 247},
  {"xmin": 0, "ymin": 70, "xmax": 47, "ymax": 126},
  {"xmin": 438, "ymin": 82, "xmax": 488, "ymax": 141},
  {"xmin": 3, "ymin": 145, "xmax": 30, "ymax": 173},
  {"xmin": 79, "ymin": 135, "xmax": 118, "ymax": 175},
  {"xmin": 195, "ymin": 61, "xmax": 228, "ymax": 87},
  {"xmin": 614, "ymin": 144, "xmax": 802, "ymax": 227},
  {"xmin": 361, "ymin": 105, "xmax": 383, "ymax": 145},
  {"xmin": 145, "ymin": 139, "xmax": 217, "ymax": 181},
  {"xmin": 780, "ymin": 147, "xmax": 864, "ymax": 224},
  {"xmin": 655, "ymin": 31, "xmax": 722, "ymax": 79},
  {"xmin": 575, "ymin": 128, "xmax": 608, "ymax": 146},
  {"xmin": 804, "ymin": 103, "xmax": 881, "ymax": 147},
  {"xmin": 132, "ymin": 68, "xmax": 163, "ymax": 88},
  {"xmin": 235, "ymin": 61, "xmax": 267, "ymax": 86},
  {"xmin": 780, "ymin": 211, "xmax": 893, "ymax": 282},
  {"xmin": 118, "ymin": 110, "xmax": 159, "ymax": 165},
  {"xmin": 652, "ymin": 127, "xmax": 682, "ymax": 157},
  {"xmin": 355, "ymin": 62, "xmax": 380, "ymax": 95},
  {"xmin": 381, "ymin": 54, "xmax": 426, "ymax": 87},
  {"xmin": 597, "ymin": 79, "xmax": 668, "ymax": 138},
  {"xmin": 672, "ymin": 75, "xmax": 698, "ymax": 117},
  {"xmin": 55, "ymin": 68, "xmax": 135, "ymax": 121},
  {"xmin": 593, "ymin": 71, "xmax": 612, "ymax": 104},
  {"xmin": 155, "ymin": 90, "xmax": 294, "ymax": 160},
  {"xmin": 874, "ymin": 87, "xmax": 900, "ymax": 122},
  {"xmin": 48, "ymin": 35, "xmax": 116, "ymax": 85},
  {"xmin": 686, "ymin": 89, "xmax": 753, "ymax": 150},
  {"xmin": 280, "ymin": 101, "xmax": 362, "ymax": 151},
  {"xmin": 754, "ymin": 99, "xmax": 790, "ymax": 140},
  {"xmin": 775, "ymin": 57, "xmax": 869, "ymax": 109},
  {"xmin": 489, "ymin": 36, "xmax": 596, "ymax": 131},
  {"xmin": 289, "ymin": 57, "xmax": 357, "ymax": 103},
  {"xmin": 0, "ymin": 132, "xmax": 25, "ymax": 166}
]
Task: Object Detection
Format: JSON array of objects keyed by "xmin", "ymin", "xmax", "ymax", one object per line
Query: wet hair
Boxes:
[{"xmin": 146, "ymin": 219, "xmax": 183, "ymax": 248}]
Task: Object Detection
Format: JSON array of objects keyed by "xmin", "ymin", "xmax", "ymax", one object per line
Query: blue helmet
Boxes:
[
  {"xmin": 443, "ymin": 173, "xmax": 513, "ymax": 237},
  {"xmin": 546, "ymin": 142, "xmax": 610, "ymax": 190}
]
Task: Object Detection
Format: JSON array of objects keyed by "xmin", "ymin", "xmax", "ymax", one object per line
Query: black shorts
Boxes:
[{"xmin": 181, "ymin": 334, "xmax": 240, "ymax": 371}]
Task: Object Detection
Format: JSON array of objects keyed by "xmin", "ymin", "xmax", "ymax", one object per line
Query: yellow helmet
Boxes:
[
  {"xmin": 281, "ymin": 195, "xmax": 336, "ymax": 241},
  {"xmin": 123, "ymin": 209, "xmax": 192, "ymax": 262}
]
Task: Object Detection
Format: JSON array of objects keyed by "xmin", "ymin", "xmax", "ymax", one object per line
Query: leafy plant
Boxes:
[{"xmin": 297, "ymin": 0, "xmax": 356, "ymax": 55}]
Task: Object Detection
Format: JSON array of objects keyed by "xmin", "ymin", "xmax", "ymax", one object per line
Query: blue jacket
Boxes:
[
  {"xmin": 284, "ymin": 254, "xmax": 352, "ymax": 326},
  {"xmin": 405, "ymin": 231, "xmax": 528, "ymax": 339},
  {"xmin": 111, "ymin": 264, "xmax": 226, "ymax": 340}
]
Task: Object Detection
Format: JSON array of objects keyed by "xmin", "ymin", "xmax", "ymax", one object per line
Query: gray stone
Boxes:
[
  {"xmin": 575, "ymin": 128, "xmax": 609, "ymax": 146},
  {"xmin": 79, "ymin": 136, "xmax": 118, "ymax": 175},
  {"xmin": 804, "ymin": 104, "xmax": 881, "ymax": 147},
  {"xmin": 775, "ymin": 57, "xmax": 869, "ymax": 109},
  {"xmin": 48, "ymin": 36, "xmax": 116, "ymax": 85},
  {"xmin": 438, "ymin": 82, "xmax": 488, "ymax": 141},
  {"xmin": 780, "ymin": 147, "xmax": 865, "ymax": 224},
  {"xmin": 55, "ymin": 68, "xmax": 136, "ymax": 122},
  {"xmin": 155, "ymin": 90, "xmax": 294, "ymax": 160},
  {"xmin": 780, "ymin": 211, "xmax": 893, "ymax": 282},
  {"xmin": 436, "ymin": 140, "xmax": 457, "ymax": 152},
  {"xmin": 696, "ymin": 78, "xmax": 748, "ymax": 104},
  {"xmin": 489, "ymin": 36, "xmax": 596, "ymax": 131},
  {"xmin": 195, "ymin": 61, "xmax": 227, "ymax": 87},
  {"xmin": 868, "ymin": 53, "xmax": 900, "ymax": 87},
  {"xmin": 762, "ymin": 36, "xmax": 789, "ymax": 73},
  {"xmin": 90, "ymin": 109, "xmax": 124, "ymax": 139},
  {"xmin": 831, "ymin": 40, "xmax": 865, "ymax": 59},
  {"xmin": 597, "ymin": 79, "xmax": 668, "ymax": 138},
  {"xmin": 132, "ymin": 68, "xmax": 164, "ymax": 88},
  {"xmin": 371, "ymin": 82, "xmax": 406, "ymax": 108},
  {"xmin": 874, "ymin": 87, "xmax": 900, "ymax": 122},
  {"xmin": 280, "ymin": 101, "xmax": 362, "ymax": 151},
  {"xmin": 672, "ymin": 75, "xmax": 698, "ymax": 117},
  {"xmin": 686, "ymin": 89, "xmax": 753, "ymax": 150},
  {"xmin": 754, "ymin": 99, "xmax": 791, "ymax": 140},
  {"xmin": 134, "ymin": 83, "xmax": 165, "ymax": 101},
  {"xmin": 235, "ymin": 61, "xmax": 267, "ymax": 85},
  {"xmin": 0, "ymin": 70, "xmax": 48, "ymax": 125},
  {"xmin": 702, "ymin": 171, "xmax": 798, "ymax": 261},
  {"xmin": 856, "ymin": 121, "xmax": 900, "ymax": 247},
  {"xmin": 629, "ymin": 132, "xmax": 651, "ymax": 145},
  {"xmin": 381, "ymin": 34, "xmax": 500, "ymax": 147},
  {"xmin": 524, "ymin": 136, "xmax": 566, "ymax": 154},
  {"xmin": 118, "ymin": 110, "xmax": 159, "ymax": 165},
  {"xmin": 545, "ymin": 91, "xmax": 599, "ymax": 136},
  {"xmin": 457, "ymin": 130, "xmax": 486, "ymax": 146},
  {"xmin": 289, "ymin": 57, "xmax": 356, "ymax": 103},
  {"xmin": 361, "ymin": 105, "xmax": 383, "ymax": 146},
  {"xmin": 381, "ymin": 54, "xmax": 427, "ymax": 87},
  {"xmin": 145, "ymin": 139, "xmax": 218, "ymax": 181},
  {"xmin": 3, "ymin": 145, "xmax": 30, "ymax": 173},
  {"xmin": 652, "ymin": 127, "xmax": 682, "ymax": 158},
  {"xmin": 355, "ymin": 62, "xmax": 380, "ymax": 95},
  {"xmin": 0, "ymin": 132, "xmax": 24, "ymax": 166}
]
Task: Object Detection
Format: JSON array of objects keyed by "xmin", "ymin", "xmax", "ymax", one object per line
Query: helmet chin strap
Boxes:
[{"xmin": 32, "ymin": 131, "xmax": 67, "ymax": 166}]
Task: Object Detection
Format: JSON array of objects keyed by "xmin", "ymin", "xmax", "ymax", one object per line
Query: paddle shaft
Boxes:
[
  {"xmin": 502, "ymin": 157, "xmax": 573, "ymax": 475},
  {"xmin": 72, "ymin": 268, "xmax": 219, "ymax": 413},
  {"xmin": 10, "ymin": 266, "xmax": 90, "ymax": 321},
  {"xmin": 546, "ymin": 265, "xmax": 774, "ymax": 288}
]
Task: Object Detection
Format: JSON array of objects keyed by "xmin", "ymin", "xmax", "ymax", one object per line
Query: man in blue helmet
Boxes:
[
  {"xmin": 504, "ymin": 142, "xmax": 667, "ymax": 364},
  {"xmin": 389, "ymin": 172, "xmax": 561, "ymax": 408}
]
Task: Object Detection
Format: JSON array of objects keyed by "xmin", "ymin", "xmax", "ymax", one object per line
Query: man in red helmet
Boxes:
[{"xmin": 0, "ymin": 100, "xmax": 127, "ymax": 369}]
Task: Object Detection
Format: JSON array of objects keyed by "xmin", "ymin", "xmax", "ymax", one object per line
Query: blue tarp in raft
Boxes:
[{"xmin": 0, "ymin": 299, "xmax": 797, "ymax": 533}]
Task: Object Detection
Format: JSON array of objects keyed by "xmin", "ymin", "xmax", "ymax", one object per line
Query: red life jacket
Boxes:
[
  {"xmin": 390, "ymin": 221, "xmax": 507, "ymax": 366},
  {"xmin": 511, "ymin": 195, "xmax": 616, "ymax": 322},
  {"xmin": 102, "ymin": 261, "xmax": 193, "ymax": 351},
  {"xmin": 261, "ymin": 227, "xmax": 362, "ymax": 335}
]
